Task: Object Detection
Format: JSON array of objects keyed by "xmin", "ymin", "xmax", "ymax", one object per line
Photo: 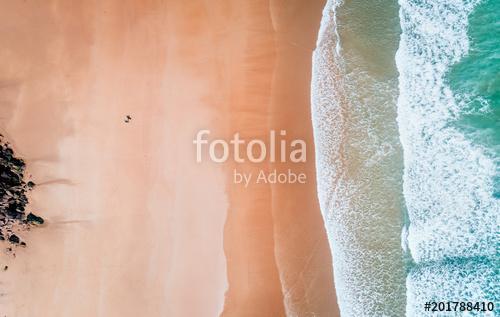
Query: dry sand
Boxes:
[{"xmin": 0, "ymin": 1, "xmax": 338, "ymax": 316}]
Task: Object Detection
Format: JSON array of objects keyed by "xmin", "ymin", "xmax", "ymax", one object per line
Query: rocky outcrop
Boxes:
[{"xmin": 0, "ymin": 135, "xmax": 44, "ymax": 246}]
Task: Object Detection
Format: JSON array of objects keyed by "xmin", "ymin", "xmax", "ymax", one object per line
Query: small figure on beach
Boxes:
[{"xmin": 124, "ymin": 115, "xmax": 132, "ymax": 123}]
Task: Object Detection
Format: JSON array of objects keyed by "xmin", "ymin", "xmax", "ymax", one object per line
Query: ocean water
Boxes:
[
  {"xmin": 313, "ymin": 0, "xmax": 499, "ymax": 316},
  {"xmin": 311, "ymin": 1, "xmax": 407, "ymax": 316},
  {"xmin": 397, "ymin": 0, "xmax": 499, "ymax": 315},
  {"xmin": 448, "ymin": 0, "xmax": 500, "ymax": 197}
]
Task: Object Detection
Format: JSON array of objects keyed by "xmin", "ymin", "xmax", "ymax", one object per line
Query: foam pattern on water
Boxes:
[
  {"xmin": 312, "ymin": 1, "xmax": 406, "ymax": 316},
  {"xmin": 396, "ymin": 0, "xmax": 499, "ymax": 315},
  {"xmin": 407, "ymin": 258, "xmax": 499, "ymax": 316},
  {"xmin": 397, "ymin": 0, "xmax": 498, "ymax": 263}
]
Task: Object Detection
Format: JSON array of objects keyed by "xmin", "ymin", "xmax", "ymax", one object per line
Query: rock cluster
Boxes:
[{"xmin": 0, "ymin": 135, "xmax": 44, "ymax": 245}]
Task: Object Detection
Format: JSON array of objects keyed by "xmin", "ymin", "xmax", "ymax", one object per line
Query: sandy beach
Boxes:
[{"xmin": 0, "ymin": 1, "xmax": 338, "ymax": 316}]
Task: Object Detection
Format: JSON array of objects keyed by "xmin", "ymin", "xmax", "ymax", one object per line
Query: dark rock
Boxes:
[
  {"xmin": 26, "ymin": 212, "xmax": 44, "ymax": 225},
  {"xmin": 0, "ymin": 136, "xmax": 42, "ymax": 246},
  {"xmin": 8, "ymin": 234, "xmax": 20, "ymax": 244}
]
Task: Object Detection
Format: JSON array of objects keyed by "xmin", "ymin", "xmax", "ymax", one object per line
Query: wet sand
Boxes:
[{"xmin": 0, "ymin": 1, "xmax": 338, "ymax": 316}]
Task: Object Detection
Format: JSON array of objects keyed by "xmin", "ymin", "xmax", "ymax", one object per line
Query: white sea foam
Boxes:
[
  {"xmin": 397, "ymin": 0, "xmax": 498, "ymax": 263},
  {"xmin": 407, "ymin": 259, "xmax": 498, "ymax": 316},
  {"xmin": 396, "ymin": 0, "xmax": 499, "ymax": 315},
  {"xmin": 312, "ymin": 1, "xmax": 406, "ymax": 316}
]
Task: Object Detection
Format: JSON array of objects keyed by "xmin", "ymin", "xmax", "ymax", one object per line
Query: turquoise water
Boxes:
[
  {"xmin": 448, "ymin": 0, "xmax": 500, "ymax": 197},
  {"xmin": 397, "ymin": 0, "xmax": 499, "ymax": 315},
  {"xmin": 313, "ymin": 0, "xmax": 499, "ymax": 315}
]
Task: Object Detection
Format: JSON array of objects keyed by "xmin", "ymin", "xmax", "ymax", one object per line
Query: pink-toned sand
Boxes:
[{"xmin": 0, "ymin": 1, "xmax": 338, "ymax": 316}]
